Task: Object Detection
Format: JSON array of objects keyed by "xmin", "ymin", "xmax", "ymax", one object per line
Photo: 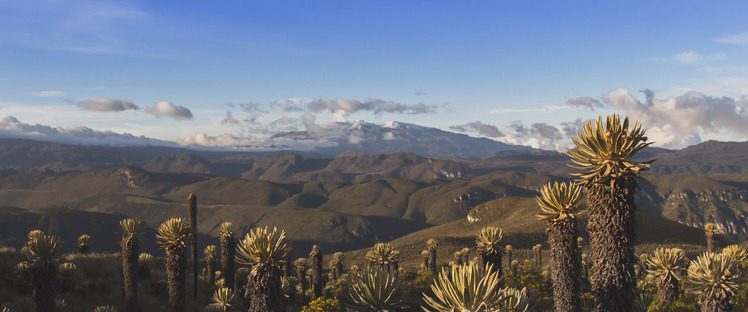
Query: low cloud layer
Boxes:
[
  {"xmin": 77, "ymin": 98, "xmax": 139, "ymax": 112},
  {"xmin": 145, "ymin": 101, "xmax": 193, "ymax": 119},
  {"xmin": 0, "ymin": 114, "xmax": 173, "ymax": 147}
]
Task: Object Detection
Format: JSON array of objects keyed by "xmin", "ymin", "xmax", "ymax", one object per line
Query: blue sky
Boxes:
[{"xmin": 1, "ymin": 0, "xmax": 748, "ymax": 151}]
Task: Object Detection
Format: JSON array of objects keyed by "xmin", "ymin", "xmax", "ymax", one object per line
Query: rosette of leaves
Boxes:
[
  {"xmin": 348, "ymin": 266, "xmax": 406, "ymax": 312},
  {"xmin": 567, "ymin": 114, "xmax": 653, "ymax": 187},
  {"xmin": 366, "ymin": 243, "xmax": 396, "ymax": 268},
  {"xmin": 77, "ymin": 234, "xmax": 91, "ymax": 254},
  {"xmin": 475, "ymin": 226, "xmax": 503, "ymax": 277},
  {"xmin": 204, "ymin": 287, "xmax": 236, "ymax": 312},
  {"xmin": 721, "ymin": 244, "xmax": 747, "ymax": 263},
  {"xmin": 235, "ymin": 227, "xmax": 291, "ymax": 268},
  {"xmin": 93, "ymin": 306, "xmax": 119, "ymax": 312},
  {"xmin": 499, "ymin": 287, "xmax": 534, "ymax": 312},
  {"xmin": 422, "ymin": 263, "xmax": 505, "ymax": 312},
  {"xmin": 55, "ymin": 262, "xmax": 79, "ymax": 292},
  {"xmin": 646, "ymin": 248, "xmax": 687, "ymax": 303},
  {"xmin": 687, "ymin": 252, "xmax": 741, "ymax": 312}
]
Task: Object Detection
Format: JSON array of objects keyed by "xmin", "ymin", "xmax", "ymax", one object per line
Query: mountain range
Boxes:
[{"xmin": 2, "ymin": 124, "xmax": 748, "ymax": 256}]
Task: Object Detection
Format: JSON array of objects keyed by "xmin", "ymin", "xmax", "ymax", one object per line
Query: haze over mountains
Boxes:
[{"xmin": 1, "ymin": 123, "xmax": 748, "ymax": 256}]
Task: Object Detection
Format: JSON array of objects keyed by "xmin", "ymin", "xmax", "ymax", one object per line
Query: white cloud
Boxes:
[
  {"xmin": 145, "ymin": 101, "xmax": 193, "ymax": 119},
  {"xmin": 586, "ymin": 88, "xmax": 748, "ymax": 149},
  {"xmin": 715, "ymin": 31, "xmax": 748, "ymax": 46},
  {"xmin": 77, "ymin": 98, "xmax": 138, "ymax": 112},
  {"xmin": 32, "ymin": 90, "xmax": 66, "ymax": 97},
  {"xmin": 674, "ymin": 51, "xmax": 702, "ymax": 64}
]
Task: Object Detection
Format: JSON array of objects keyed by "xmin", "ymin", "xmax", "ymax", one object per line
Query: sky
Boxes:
[{"xmin": 1, "ymin": 0, "xmax": 748, "ymax": 151}]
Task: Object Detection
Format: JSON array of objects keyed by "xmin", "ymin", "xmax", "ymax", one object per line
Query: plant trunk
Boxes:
[
  {"xmin": 506, "ymin": 250, "xmax": 513, "ymax": 272},
  {"xmin": 221, "ymin": 234, "xmax": 235, "ymax": 291},
  {"xmin": 461, "ymin": 253, "xmax": 469, "ymax": 265},
  {"xmin": 706, "ymin": 233, "xmax": 715, "ymax": 253},
  {"xmin": 428, "ymin": 247, "xmax": 437, "ymax": 274},
  {"xmin": 700, "ymin": 296, "xmax": 733, "ymax": 312},
  {"xmin": 79, "ymin": 244, "xmax": 90, "ymax": 254},
  {"xmin": 187, "ymin": 193, "xmax": 198, "ymax": 299},
  {"xmin": 207, "ymin": 257, "xmax": 216, "ymax": 286},
  {"xmin": 246, "ymin": 265, "xmax": 284, "ymax": 312},
  {"xmin": 547, "ymin": 219, "xmax": 581, "ymax": 312},
  {"xmin": 535, "ymin": 248, "xmax": 542, "ymax": 267},
  {"xmin": 122, "ymin": 234, "xmax": 140, "ymax": 312},
  {"xmin": 31, "ymin": 262, "xmax": 57, "ymax": 312},
  {"xmin": 656, "ymin": 276, "xmax": 679, "ymax": 304},
  {"xmin": 335, "ymin": 262, "xmax": 343, "ymax": 280},
  {"xmin": 166, "ymin": 245, "xmax": 187, "ymax": 312},
  {"xmin": 587, "ymin": 179, "xmax": 637, "ymax": 312},
  {"xmin": 389, "ymin": 262, "xmax": 399, "ymax": 277},
  {"xmin": 310, "ymin": 246, "xmax": 323, "ymax": 298},
  {"xmin": 479, "ymin": 252, "xmax": 503, "ymax": 285}
]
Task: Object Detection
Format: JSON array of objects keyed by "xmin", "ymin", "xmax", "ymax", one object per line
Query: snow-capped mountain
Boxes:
[{"xmin": 266, "ymin": 120, "xmax": 527, "ymax": 157}]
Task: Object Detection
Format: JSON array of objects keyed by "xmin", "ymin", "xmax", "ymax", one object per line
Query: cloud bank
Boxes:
[
  {"xmin": 77, "ymin": 98, "xmax": 139, "ymax": 112},
  {"xmin": 0, "ymin": 114, "xmax": 174, "ymax": 147},
  {"xmin": 568, "ymin": 88, "xmax": 748, "ymax": 149}
]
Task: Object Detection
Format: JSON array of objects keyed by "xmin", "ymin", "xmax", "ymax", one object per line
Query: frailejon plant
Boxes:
[
  {"xmin": 567, "ymin": 114, "xmax": 652, "ymax": 312},
  {"xmin": 422, "ymin": 263, "xmax": 505, "ymax": 312},
  {"xmin": 187, "ymin": 193, "xmax": 198, "ymax": 298},
  {"xmin": 309, "ymin": 245, "xmax": 324, "ymax": 298},
  {"xmin": 646, "ymin": 247, "xmax": 687, "ymax": 305},
  {"xmin": 138, "ymin": 253, "xmax": 154, "ymax": 278},
  {"xmin": 704, "ymin": 223, "xmax": 717, "ymax": 253},
  {"xmin": 204, "ymin": 245, "xmax": 218, "ymax": 286},
  {"xmin": 475, "ymin": 226, "xmax": 503, "ymax": 278},
  {"xmin": 120, "ymin": 218, "xmax": 142, "ymax": 312},
  {"xmin": 157, "ymin": 218, "xmax": 194, "ymax": 312},
  {"xmin": 536, "ymin": 181, "xmax": 585, "ymax": 312},
  {"xmin": 532, "ymin": 244, "xmax": 542, "ymax": 267},
  {"xmin": 687, "ymin": 252, "xmax": 741, "ymax": 312},
  {"xmin": 505, "ymin": 245, "xmax": 514, "ymax": 274},
  {"xmin": 77, "ymin": 234, "xmax": 91, "ymax": 254},
  {"xmin": 347, "ymin": 266, "xmax": 406, "ymax": 311},
  {"xmin": 330, "ymin": 252, "xmax": 344, "ymax": 280},
  {"xmin": 235, "ymin": 226, "xmax": 292, "ymax": 312},
  {"xmin": 294, "ymin": 258, "xmax": 309, "ymax": 293},
  {"xmin": 26, "ymin": 234, "xmax": 63, "ymax": 312},
  {"xmin": 427, "ymin": 239, "xmax": 438, "ymax": 274},
  {"xmin": 218, "ymin": 222, "xmax": 236, "ymax": 291}
]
